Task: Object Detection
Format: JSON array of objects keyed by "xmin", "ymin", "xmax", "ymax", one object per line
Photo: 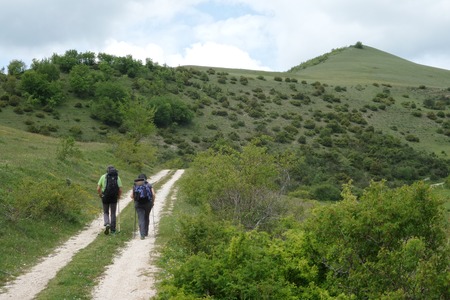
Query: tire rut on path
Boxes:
[{"xmin": 0, "ymin": 169, "xmax": 172, "ymax": 300}]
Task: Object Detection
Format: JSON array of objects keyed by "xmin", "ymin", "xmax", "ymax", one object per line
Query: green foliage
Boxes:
[
  {"xmin": 69, "ymin": 64, "xmax": 97, "ymax": 98},
  {"xmin": 95, "ymin": 81, "xmax": 128, "ymax": 102},
  {"xmin": 109, "ymin": 135, "xmax": 157, "ymax": 170},
  {"xmin": 120, "ymin": 100, "xmax": 156, "ymax": 143},
  {"xmin": 56, "ymin": 136, "xmax": 82, "ymax": 161},
  {"xmin": 354, "ymin": 41, "xmax": 363, "ymax": 49},
  {"xmin": 289, "ymin": 47, "xmax": 346, "ymax": 71},
  {"xmin": 303, "ymin": 181, "xmax": 449, "ymax": 299},
  {"xmin": 6, "ymin": 178, "xmax": 90, "ymax": 222},
  {"xmin": 158, "ymin": 216, "xmax": 334, "ymax": 299},
  {"xmin": 51, "ymin": 49, "xmax": 81, "ymax": 73},
  {"xmin": 7, "ymin": 59, "xmax": 26, "ymax": 76},
  {"xmin": 31, "ymin": 58, "xmax": 60, "ymax": 81},
  {"xmin": 311, "ymin": 183, "xmax": 341, "ymax": 201},
  {"xmin": 149, "ymin": 96, "xmax": 194, "ymax": 128},
  {"xmin": 20, "ymin": 70, "xmax": 65, "ymax": 107},
  {"xmin": 90, "ymin": 96, "xmax": 123, "ymax": 126},
  {"xmin": 180, "ymin": 144, "xmax": 290, "ymax": 229}
]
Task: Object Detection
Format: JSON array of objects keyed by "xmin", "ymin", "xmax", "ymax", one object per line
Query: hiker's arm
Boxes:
[
  {"xmin": 97, "ymin": 185, "xmax": 102, "ymax": 198},
  {"xmin": 118, "ymin": 187, "xmax": 122, "ymax": 199},
  {"xmin": 152, "ymin": 187, "xmax": 156, "ymax": 201}
]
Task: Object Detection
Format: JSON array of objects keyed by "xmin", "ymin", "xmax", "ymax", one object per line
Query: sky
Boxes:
[{"xmin": 1, "ymin": 0, "xmax": 450, "ymax": 72}]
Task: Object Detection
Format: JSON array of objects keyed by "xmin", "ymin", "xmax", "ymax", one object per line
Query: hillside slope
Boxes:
[
  {"xmin": 0, "ymin": 45, "xmax": 449, "ymax": 180},
  {"xmin": 289, "ymin": 45, "xmax": 450, "ymax": 87}
]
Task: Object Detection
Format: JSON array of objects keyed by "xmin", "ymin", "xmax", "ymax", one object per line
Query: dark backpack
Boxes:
[
  {"xmin": 103, "ymin": 168, "xmax": 119, "ymax": 203},
  {"xmin": 134, "ymin": 182, "xmax": 153, "ymax": 204}
]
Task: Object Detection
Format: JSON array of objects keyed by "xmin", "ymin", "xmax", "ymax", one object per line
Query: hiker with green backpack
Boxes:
[
  {"xmin": 132, "ymin": 173, "xmax": 155, "ymax": 240},
  {"xmin": 97, "ymin": 165, "xmax": 123, "ymax": 235}
]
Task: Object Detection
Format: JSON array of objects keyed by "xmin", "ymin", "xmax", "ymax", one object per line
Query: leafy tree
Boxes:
[
  {"xmin": 90, "ymin": 96, "xmax": 123, "ymax": 126},
  {"xmin": 98, "ymin": 61, "xmax": 117, "ymax": 80},
  {"xmin": 69, "ymin": 64, "xmax": 96, "ymax": 98},
  {"xmin": 354, "ymin": 41, "xmax": 363, "ymax": 49},
  {"xmin": 150, "ymin": 96, "xmax": 194, "ymax": 127},
  {"xmin": 109, "ymin": 135, "xmax": 157, "ymax": 170},
  {"xmin": 120, "ymin": 99, "xmax": 156, "ymax": 144},
  {"xmin": 113, "ymin": 55, "xmax": 143, "ymax": 78},
  {"xmin": 52, "ymin": 49, "xmax": 80, "ymax": 73},
  {"xmin": 2, "ymin": 75, "xmax": 19, "ymax": 95},
  {"xmin": 7, "ymin": 59, "xmax": 26, "ymax": 76},
  {"xmin": 31, "ymin": 58, "xmax": 60, "ymax": 81},
  {"xmin": 20, "ymin": 70, "xmax": 64, "ymax": 107},
  {"xmin": 78, "ymin": 51, "xmax": 96, "ymax": 66},
  {"xmin": 95, "ymin": 81, "xmax": 128, "ymax": 102}
]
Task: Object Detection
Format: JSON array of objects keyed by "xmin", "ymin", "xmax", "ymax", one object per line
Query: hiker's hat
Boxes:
[
  {"xmin": 134, "ymin": 177, "xmax": 145, "ymax": 186},
  {"xmin": 134, "ymin": 174, "xmax": 147, "ymax": 186}
]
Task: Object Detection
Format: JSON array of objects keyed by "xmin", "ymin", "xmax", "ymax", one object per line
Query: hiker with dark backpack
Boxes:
[
  {"xmin": 97, "ymin": 165, "xmax": 123, "ymax": 235},
  {"xmin": 132, "ymin": 173, "xmax": 155, "ymax": 240}
]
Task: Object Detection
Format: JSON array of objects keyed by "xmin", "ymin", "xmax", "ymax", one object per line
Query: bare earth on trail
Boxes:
[
  {"xmin": 0, "ymin": 169, "xmax": 183, "ymax": 300},
  {"xmin": 92, "ymin": 169, "xmax": 184, "ymax": 299}
]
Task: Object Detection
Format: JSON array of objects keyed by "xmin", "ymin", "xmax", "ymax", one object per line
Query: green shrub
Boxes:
[
  {"xmin": 239, "ymin": 76, "xmax": 248, "ymax": 85},
  {"xmin": 9, "ymin": 178, "xmax": 90, "ymax": 222},
  {"xmin": 304, "ymin": 181, "xmax": 449, "ymax": 298},
  {"xmin": 56, "ymin": 136, "xmax": 82, "ymax": 161},
  {"xmin": 8, "ymin": 95, "xmax": 21, "ymax": 106},
  {"xmin": 311, "ymin": 183, "xmax": 341, "ymax": 201},
  {"xmin": 13, "ymin": 106, "xmax": 24, "ymax": 114},
  {"xmin": 354, "ymin": 41, "xmax": 363, "ymax": 49},
  {"xmin": 405, "ymin": 134, "xmax": 420, "ymax": 142},
  {"xmin": 69, "ymin": 126, "xmax": 83, "ymax": 136}
]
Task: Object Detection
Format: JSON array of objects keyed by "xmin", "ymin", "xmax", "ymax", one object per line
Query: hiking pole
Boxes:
[
  {"xmin": 151, "ymin": 207, "xmax": 156, "ymax": 236},
  {"xmin": 133, "ymin": 207, "xmax": 137, "ymax": 238},
  {"xmin": 117, "ymin": 200, "xmax": 120, "ymax": 233}
]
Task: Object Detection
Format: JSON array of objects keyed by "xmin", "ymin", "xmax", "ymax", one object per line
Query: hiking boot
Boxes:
[
  {"xmin": 140, "ymin": 235, "xmax": 145, "ymax": 240},
  {"xmin": 104, "ymin": 224, "xmax": 110, "ymax": 235},
  {"xmin": 111, "ymin": 230, "xmax": 116, "ymax": 235}
]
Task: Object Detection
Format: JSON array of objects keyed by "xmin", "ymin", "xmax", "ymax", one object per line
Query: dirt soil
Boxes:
[{"xmin": 0, "ymin": 169, "xmax": 184, "ymax": 300}]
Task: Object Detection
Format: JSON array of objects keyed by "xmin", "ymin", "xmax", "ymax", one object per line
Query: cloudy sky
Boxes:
[{"xmin": 1, "ymin": 0, "xmax": 450, "ymax": 72}]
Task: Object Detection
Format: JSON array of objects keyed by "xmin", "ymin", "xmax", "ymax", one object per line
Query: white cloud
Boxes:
[
  {"xmin": 103, "ymin": 39, "xmax": 166, "ymax": 64},
  {"xmin": 170, "ymin": 42, "xmax": 271, "ymax": 70}
]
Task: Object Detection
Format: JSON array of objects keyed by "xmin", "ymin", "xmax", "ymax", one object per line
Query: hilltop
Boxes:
[{"xmin": 289, "ymin": 45, "xmax": 450, "ymax": 87}]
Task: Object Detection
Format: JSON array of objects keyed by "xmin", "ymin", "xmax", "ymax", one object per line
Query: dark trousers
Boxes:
[
  {"xmin": 135, "ymin": 201, "xmax": 153, "ymax": 236},
  {"xmin": 102, "ymin": 202, "xmax": 117, "ymax": 231}
]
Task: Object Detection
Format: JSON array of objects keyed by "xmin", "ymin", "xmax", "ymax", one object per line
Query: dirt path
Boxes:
[
  {"xmin": 0, "ymin": 169, "xmax": 181, "ymax": 300},
  {"xmin": 92, "ymin": 169, "xmax": 185, "ymax": 299}
]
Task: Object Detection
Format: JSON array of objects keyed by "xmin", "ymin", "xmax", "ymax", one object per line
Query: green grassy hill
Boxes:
[{"xmin": 289, "ymin": 45, "xmax": 450, "ymax": 87}]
